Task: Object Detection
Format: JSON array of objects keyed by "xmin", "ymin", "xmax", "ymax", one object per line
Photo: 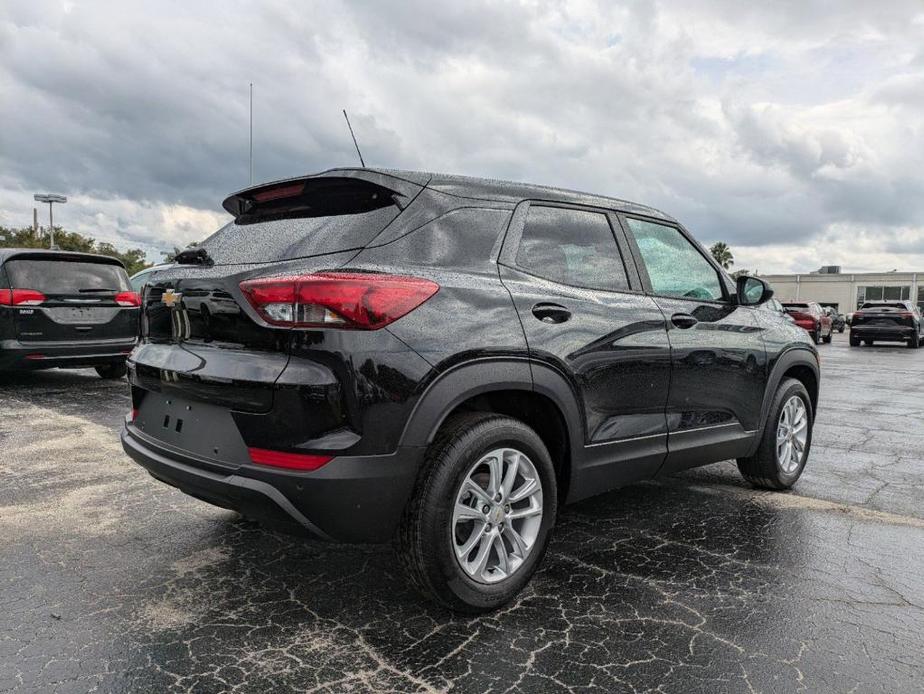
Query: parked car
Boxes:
[
  {"xmin": 824, "ymin": 307, "xmax": 846, "ymax": 333},
  {"xmin": 781, "ymin": 301, "xmax": 833, "ymax": 344},
  {"xmin": 129, "ymin": 263, "xmax": 173, "ymax": 293},
  {"xmin": 850, "ymin": 301, "xmax": 923, "ymax": 348},
  {"xmin": 120, "ymin": 168, "xmax": 820, "ymax": 612},
  {"xmin": 0, "ymin": 249, "xmax": 139, "ymax": 378}
]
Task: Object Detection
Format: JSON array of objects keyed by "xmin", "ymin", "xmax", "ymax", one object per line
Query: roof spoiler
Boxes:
[{"xmin": 221, "ymin": 169, "xmax": 428, "ymax": 221}]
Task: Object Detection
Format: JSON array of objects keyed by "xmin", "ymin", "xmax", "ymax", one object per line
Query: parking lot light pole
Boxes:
[{"xmin": 33, "ymin": 194, "xmax": 67, "ymax": 249}]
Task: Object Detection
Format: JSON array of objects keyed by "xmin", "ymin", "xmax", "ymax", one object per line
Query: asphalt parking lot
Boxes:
[{"xmin": 2, "ymin": 333, "xmax": 923, "ymax": 693}]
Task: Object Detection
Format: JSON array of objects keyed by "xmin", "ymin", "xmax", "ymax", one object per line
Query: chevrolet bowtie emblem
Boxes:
[{"xmin": 162, "ymin": 288, "xmax": 182, "ymax": 307}]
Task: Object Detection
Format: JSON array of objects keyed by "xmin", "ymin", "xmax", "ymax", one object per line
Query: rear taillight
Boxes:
[
  {"xmin": 239, "ymin": 272, "xmax": 440, "ymax": 330},
  {"xmin": 788, "ymin": 311, "xmax": 812, "ymax": 322},
  {"xmin": 115, "ymin": 291, "xmax": 142, "ymax": 307},
  {"xmin": 0, "ymin": 289, "xmax": 46, "ymax": 306},
  {"xmin": 899, "ymin": 312, "xmax": 913, "ymax": 318},
  {"xmin": 248, "ymin": 448, "xmax": 333, "ymax": 471}
]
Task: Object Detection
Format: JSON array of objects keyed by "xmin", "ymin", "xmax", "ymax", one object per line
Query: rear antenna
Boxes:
[{"xmin": 342, "ymin": 109, "xmax": 366, "ymax": 167}]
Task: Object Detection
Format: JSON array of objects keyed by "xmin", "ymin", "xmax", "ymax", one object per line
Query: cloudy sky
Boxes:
[{"xmin": 2, "ymin": 0, "xmax": 923, "ymax": 273}]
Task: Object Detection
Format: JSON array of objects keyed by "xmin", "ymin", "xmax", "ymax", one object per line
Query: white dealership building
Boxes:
[{"xmin": 760, "ymin": 269, "xmax": 924, "ymax": 314}]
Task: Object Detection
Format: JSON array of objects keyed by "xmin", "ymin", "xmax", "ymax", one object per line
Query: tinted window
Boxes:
[
  {"xmin": 6, "ymin": 259, "xmax": 130, "ymax": 293},
  {"xmin": 515, "ymin": 206, "xmax": 629, "ymax": 291},
  {"xmin": 201, "ymin": 178, "xmax": 403, "ymax": 265},
  {"xmin": 626, "ymin": 218, "xmax": 724, "ymax": 301},
  {"xmin": 130, "ymin": 269, "xmax": 152, "ymax": 292}
]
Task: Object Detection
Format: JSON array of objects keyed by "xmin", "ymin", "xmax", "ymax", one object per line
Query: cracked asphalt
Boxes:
[{"xmin": 2, "ymin": 333, "xmax": 923, "ymax": 693}]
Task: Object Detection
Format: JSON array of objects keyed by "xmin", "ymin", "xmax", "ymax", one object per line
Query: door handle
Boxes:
[
  {"xmin": 670, "ymin": 313, "xmax": 698, "ymax": 329},
  {"xmin": 531, "ymin": 303, "xmax": 571, "ymax": 324}
]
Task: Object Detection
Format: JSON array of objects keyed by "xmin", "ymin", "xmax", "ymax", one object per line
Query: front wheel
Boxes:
[
  {"xmin": 396, "ymin": 412, "xmax": 557, "ymax": 613},
  {"xmin": 95, "ymin": 362, "xmax": 127, "ymax": 379},
  {"xmin": 737, "ymin": 378, "xmax": 813, "ymax": 490}
]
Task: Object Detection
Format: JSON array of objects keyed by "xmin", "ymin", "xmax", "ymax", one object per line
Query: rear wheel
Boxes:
[
  {"xmin": 909, "ymin": 333, "xmax": 920, "ymax": 349},
  {"xmin": 822, "ymin": 330, "xmax": 832, "ymax": 344},
  {"xmin": 737, "ymin": 378, "xmax": 813, "ymax": 490},
  {"xmin": 95, "ymin": 362, "xmax": 127, "ymax": 379},
  {"xmin": 864, "ymin": 340, "xmax": 874, "ymax": 346},
  {"xmin": 811, "ymin": 329, "xmax": 820, "ymax": 345},
  {"xmin": 849, "ymin": 333, "xmax": 860, "ymax": 347},
  {"xmin": 396, "ymin": 412, "xmax": 557, "ymax": 613}
]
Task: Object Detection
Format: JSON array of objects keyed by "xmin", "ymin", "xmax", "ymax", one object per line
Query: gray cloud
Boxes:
[{"xmin": 1, "ymin": 0, "xmax": 923, "ymax": 271}]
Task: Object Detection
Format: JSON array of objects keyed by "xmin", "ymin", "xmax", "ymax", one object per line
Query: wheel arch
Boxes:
[
  {"xmin": 400, "ymin": 359, "xmax": 583, "ymax": 502},
  {"xmin": 748, "ymin": 346, "xmax": 820, "ymax": 456}
]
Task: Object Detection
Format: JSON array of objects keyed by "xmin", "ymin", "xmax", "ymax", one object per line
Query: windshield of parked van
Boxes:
[{"xmin": 6, "ymin": 259, "xmax": 129, "ymax": 293}]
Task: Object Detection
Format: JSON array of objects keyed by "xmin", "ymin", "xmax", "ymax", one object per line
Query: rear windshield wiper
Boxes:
[
  {"xmin": 175, "ymin": 247, "xmax": 214, "ymax": 266},
  {"xmin": 78, "ymin": 287, "xmax": 118, "ymax": 292}
]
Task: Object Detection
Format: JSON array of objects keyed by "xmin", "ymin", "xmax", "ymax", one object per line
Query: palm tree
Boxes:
[{"xmin": 710, "ymin": 242, "xmax": 734, "ymax": 270}]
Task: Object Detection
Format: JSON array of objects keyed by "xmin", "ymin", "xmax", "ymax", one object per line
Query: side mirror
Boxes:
[{"xmin": 736, "ymin": 276, "xmax": 773, "ymax": 306}]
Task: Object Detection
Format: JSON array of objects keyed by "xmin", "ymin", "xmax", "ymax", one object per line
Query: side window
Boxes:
[
  {"xmin": 625, "ymin": 218, "xmax": 724, "ymax": 301},
  {"xmin": 514, "ymin": 206, "xmax": 629, "ymax": 291}
]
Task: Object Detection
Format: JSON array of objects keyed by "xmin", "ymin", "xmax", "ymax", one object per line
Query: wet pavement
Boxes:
[{"xmin": 2, "ymin": 333, "xmax": 923, "ymax": 693}]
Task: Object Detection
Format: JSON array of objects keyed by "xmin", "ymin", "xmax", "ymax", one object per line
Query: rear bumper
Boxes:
[
  {"xmin": 121, "ymin": 423, "xmax": 423, "ymax": 543},
  {"xmin": 850, "ymin": 325, "xmax": 915, "ymax": 341},
  {"xmin": 0, "ymin": 337, "xmax": 135, "ymax": 370}
]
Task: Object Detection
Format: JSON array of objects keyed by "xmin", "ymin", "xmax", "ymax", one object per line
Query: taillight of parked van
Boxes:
[
  {"xmin": 0, "ymin": 289, "xmax": 46, "ymax": 306},
  {"xmin": 114, "ymin": 291, "xmax": 142, "ymax": 307},
  {"xmin": 239, "ymin": 272, "xmax": 440, "ymax": 330}
]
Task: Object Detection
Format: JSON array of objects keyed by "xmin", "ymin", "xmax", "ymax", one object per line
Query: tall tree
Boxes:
[{"xmin": 709, "ymin": 242, "xmax": 734, "ymax": 270}]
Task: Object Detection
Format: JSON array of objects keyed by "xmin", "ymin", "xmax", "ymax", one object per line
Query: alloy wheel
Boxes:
[
  {"xmin": 451, "ymin": 447, "xmax": 544, "ymax": 584},
  {"xmin": 776, "ymin": 395, "xmax": 808, "ymax": 473}
]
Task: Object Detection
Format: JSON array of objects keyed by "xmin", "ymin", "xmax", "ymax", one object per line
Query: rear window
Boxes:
[
  {"xmin": 782, "ymin": 303, "xmax": 808, "ymax": 310},
  {"xmin": 5, "ymin": 259, "xmax": 129, "ymax": 293},
  {"xmin": 860, "ymin": 302, "xmax": 907, "ymax": 311},
  {"xmin": 202, "ymin": 178, "xmax": 403, "ymax": 265}
]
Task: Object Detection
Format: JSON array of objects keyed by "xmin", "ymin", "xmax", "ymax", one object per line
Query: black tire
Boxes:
[
  {"xmin": 864, "ymin": 340, "xmax": 874, "ymax": 346},
  {"xmin": 737, "ymin": 378, "xmax": 813, "ymax": 490},
  {"xmin": 838, "ymin": 326, "xmax": 845, "ymax": 333},
  {"xmin": 909, "ymin": 332, "xmax": 920, "ymax": 349},
  {"xmin": 822, "ymin": 331, "xmax": 832, "ymax": 344},
  {"xmin": 849, "ymin": 333, "xmax": 860, "ymax": 347},
  {"xmin": 396, "ymin": 412, "xmax": 558, "ymax": 613},
  {"xmin": 811, "ymin": 329, "xmax": 820, "ymax": 345},
  {"xmin": 95, "ymin": 362, "xmax": 127, "ymax": 379}
]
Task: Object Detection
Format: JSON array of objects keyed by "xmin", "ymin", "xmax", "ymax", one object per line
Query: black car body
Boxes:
[
  {"xmin": 850, "ymin": 301, "xmax": 923, "ymax": 348},
  {"xmin": 824, "ymin": 307, "xmax": 846, "ymax": 333},
  {"xmin": 121, "ymin": 168, "xmax": 820, "ymax": 611},
  {"xmin": 0, "ymin": 249, "xmax": 139, "ymax": 376}
]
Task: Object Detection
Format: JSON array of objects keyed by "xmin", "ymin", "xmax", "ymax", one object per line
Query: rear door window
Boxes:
[
  {"xmin": 625, "ymin": 218, "xmax": 725, "ymax": 301},
  {"xmin": 6, "ymin": 259, "xmax": 130, "ymax": 294},
  {"xmin": 514, "ymin": 205, "xmax": 630, "ymax": 291}
]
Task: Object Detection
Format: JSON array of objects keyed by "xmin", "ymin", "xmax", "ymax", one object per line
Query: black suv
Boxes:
[
  {"xmin": 0, "ymin": 249, "xmax": 139, "ymax": 377},
  {"xmin": 121, "ymin": 169, "xmax": 820, "ymax": 612},
  {"xmin": 850, "ymin": 300, "xmax": 923, "ymax": 348}
]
